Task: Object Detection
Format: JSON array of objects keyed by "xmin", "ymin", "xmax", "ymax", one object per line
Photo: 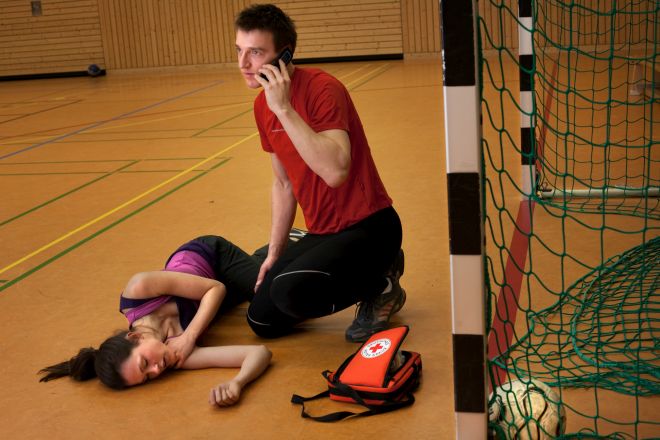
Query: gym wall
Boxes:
[
  {"xmin": 0, "ymin": 0, "xmax": 105, "ymax": 77},
  {"xmin": 0, "ymin": 0, "xmax": 442, "ymax": 77},
  {"xmin": 478, "ymin": 0, "xmax": 658, "ymax": 52}
]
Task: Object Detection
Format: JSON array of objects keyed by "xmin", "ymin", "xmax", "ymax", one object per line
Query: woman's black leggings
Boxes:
[{"xmin": 176, "ymin": 206, "xmax": 402, "ymax": 338}]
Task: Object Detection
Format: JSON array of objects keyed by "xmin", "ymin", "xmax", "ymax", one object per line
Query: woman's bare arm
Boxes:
[{"xmin": 181, "ymin": 345, "xmax": 273, "ymax": 406}]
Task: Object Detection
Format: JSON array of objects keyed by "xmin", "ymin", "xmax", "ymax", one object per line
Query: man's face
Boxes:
[{"xmin": 235, "ymin": 29, "xmax": 277, "ymax": 89}]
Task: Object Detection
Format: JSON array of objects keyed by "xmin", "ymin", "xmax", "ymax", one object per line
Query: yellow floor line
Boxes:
[
  {"xmin": 1, "ymin": 62, "xmax": 390, "ymax": 275},
  {"xmin": 0, "ymin": 131, "xmax": 259, "ymax": 275},
  {"xmin": 345, "ymin": 64, "xmax": 390, "ymax": 89}
]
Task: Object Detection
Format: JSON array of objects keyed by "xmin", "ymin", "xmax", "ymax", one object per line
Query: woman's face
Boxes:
[{"xmin": 119, "ymin": 336, "xmax": 175, "ymax": 386}]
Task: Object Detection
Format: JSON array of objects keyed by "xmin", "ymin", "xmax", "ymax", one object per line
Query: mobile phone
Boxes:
[{"xmin": 259, "ymin": 47, "xmax": 293, "ymax": 80}]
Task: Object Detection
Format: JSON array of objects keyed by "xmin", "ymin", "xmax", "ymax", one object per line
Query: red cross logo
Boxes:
[
  {"xmin": 361, "ymin": 338, "xmax": 392, "ymax": 358},
  {"xmin": 369, "ymin": 343, "xmax": 384, "ymax": 353}
]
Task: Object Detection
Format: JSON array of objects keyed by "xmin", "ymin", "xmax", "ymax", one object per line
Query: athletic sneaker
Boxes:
[{"xmin": 345, "ymin": 249, "xmax": 406, "ymax": 343}]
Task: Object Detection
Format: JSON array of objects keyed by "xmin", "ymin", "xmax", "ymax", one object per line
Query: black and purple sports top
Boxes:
[{"xmin": 119, "ymin": 240, "xmax": 216, "ymax": 330}]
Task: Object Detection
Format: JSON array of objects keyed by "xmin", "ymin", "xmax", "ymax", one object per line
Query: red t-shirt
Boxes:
[{"xmin": 254, "ymin": 67, "xmax": 392, "ymax": 234}]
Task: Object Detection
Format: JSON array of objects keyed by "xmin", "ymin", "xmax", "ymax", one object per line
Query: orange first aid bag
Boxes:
[{"xmin": 291, "ymin": 326, "xmax": 422, "ymax": 422}]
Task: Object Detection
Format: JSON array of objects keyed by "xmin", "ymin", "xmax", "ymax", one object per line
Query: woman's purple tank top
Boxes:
[{"xmin": 119, "ymin": 240, "xmax": 216, "ymax": 329}]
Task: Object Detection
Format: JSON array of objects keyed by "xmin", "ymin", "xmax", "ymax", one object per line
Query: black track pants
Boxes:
[{"xmin": 247, "ymin": 206, "xmax": 402, "ymax": 338}]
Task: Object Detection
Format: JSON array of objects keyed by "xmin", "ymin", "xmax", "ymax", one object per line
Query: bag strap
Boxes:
[{"xmin": 291, "ymin": 380, "xmax": 415, "ymax": 423}]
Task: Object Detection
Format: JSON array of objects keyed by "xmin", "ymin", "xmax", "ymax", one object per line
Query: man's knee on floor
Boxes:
[
  {"xmin": 246, "ymin": 306, "xmax": 293, "ymax": 339},
  {"xmin": 246, "ymin": 318, "xmax": 282, "ymax": 338}
]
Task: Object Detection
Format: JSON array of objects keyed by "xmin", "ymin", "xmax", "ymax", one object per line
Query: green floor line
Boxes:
[
  {"xmin": 0, "ymin": 160, "xmax": 138, "ymax": 227},
  {"xmin": 1, "ymin": 171, "xmax": 135, "ymax": 176},
  {"xmin": 1, "ymin": 156, "xmax": 228, "ymax": 224},
  {"xmin": 119, "ymin": 169, "xmax": 220, "ymax": 174},
  {"xmin": 195, "ymin": 134, "xmax": 254, "ymax": 139},
  {"xmin": 4, "ymin": 134, "xmax": 252, "ymax": 144},
  {"xmin": 0, "ymin": 157, "xmax": 208, "ymax": 165},
  {"xmin": 145, "ymin": 157, "xmax": 210, "ymax": 161},
  {"xmin": 0, "ymin": 99, "xmax": 82, "ymax": 126},
  {"xmin": 193, "ymin": 108, "xmax": 253, "ymax": 137},
  {"xmin": 0, "ymin": 102, "xmax": 247, "ymax": 141},
  {"xmin": 0, "ymin": 157, "xmax": 231, "ymax": 293},
  {"xmin": 87, "ymin": 128, "xmax": 212, "ymax": 133},
  {"xmin": 0, "ymin": 159, "xmax": 135, "ymax": 165},
  {"xmin": 0, "ymin": 169, "xmax": 213, "ymax": 176}
]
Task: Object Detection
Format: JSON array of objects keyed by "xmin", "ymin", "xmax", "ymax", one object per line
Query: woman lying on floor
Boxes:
[{"xmin": 38, "ymin": 235, "xmax": 272, "ymax": 407}]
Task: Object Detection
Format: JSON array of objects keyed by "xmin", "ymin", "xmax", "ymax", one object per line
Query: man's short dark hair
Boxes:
[{"xmin": 235, "ymin": 4, "xmax": 297, "ymax": 54}]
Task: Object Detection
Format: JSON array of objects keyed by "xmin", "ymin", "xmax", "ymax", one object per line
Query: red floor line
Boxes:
[
  {"xmin": 487, "ymin": 199, "xmax": 535, "ymax": 387},
  {"xmin": 487, "ymin": 59, "xmax": 557, "ymax": 389}
]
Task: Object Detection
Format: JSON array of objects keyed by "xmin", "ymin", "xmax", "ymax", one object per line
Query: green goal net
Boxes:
[{"xmin": 478, "ymin": 0, "xmax": 658, "ymax": 438}]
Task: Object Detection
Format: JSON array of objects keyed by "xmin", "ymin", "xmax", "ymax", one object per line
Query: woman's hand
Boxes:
[
  {"xmin": 165, "ymin": 333, "xmax": 196, "ymax": 368},
  {"xmin": 182, "ymin": 345, "xmax": 272, "ymax": 406},
  {"xmin": 209, "ymin": 380, "xmax": 242, "ymax": 407}
]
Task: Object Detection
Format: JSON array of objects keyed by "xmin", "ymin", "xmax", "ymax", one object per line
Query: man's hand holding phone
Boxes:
[
  {"xmin": 259, "ymin": 47, "xmax": 293, "ymax": 81},
  {"xmin": 258, "ymin": 47, "xmax": 294, "ymax": 115}
]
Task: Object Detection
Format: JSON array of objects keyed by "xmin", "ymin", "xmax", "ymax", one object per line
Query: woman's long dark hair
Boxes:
[{"xmin": 38, "ymin": 331, "xmax": 136, "ymax": 390}]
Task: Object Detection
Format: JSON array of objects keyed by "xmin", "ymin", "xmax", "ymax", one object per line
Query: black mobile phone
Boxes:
[{"xmin": 260, "ymin": 47, "xmax": 293, "ymax": 80}]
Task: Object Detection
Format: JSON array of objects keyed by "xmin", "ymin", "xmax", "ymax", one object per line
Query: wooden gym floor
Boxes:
[
  {"xmin": 0, "ymin": 60, "xmax": 452, "ymax": 439},
  {"xmin": 1, "ymin": 58, "xmax": 657, "ymax": 439}
]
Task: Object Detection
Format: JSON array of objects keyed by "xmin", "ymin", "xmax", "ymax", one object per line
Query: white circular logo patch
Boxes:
[{"xmin": 361, "ymin": 338, "xmax": 392, "ymax": 359}]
